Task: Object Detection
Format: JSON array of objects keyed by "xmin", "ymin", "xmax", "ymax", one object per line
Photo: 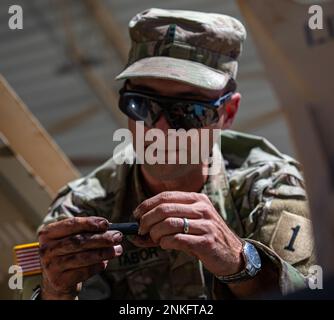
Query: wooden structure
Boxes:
[{"xmin": 0, "ymin": 76, "xmax": 79, "ymax": 298}]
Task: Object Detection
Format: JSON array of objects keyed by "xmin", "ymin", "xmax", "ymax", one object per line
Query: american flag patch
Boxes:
[{"xmin": 13, "ymin": 242, "xmax": 42, "ymax": 276}]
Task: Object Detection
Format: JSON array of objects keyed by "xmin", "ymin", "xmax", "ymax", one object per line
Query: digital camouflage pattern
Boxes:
[
  {"xmin": 116, "ymin": 8, "xmax": 247, "ymax": 90},
  {"xmin": 21, "ymin": 130, "xmax": 315, "ymax": 299}
]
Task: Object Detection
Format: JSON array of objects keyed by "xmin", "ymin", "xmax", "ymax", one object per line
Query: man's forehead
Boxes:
[{"xmin": 127, "ymin": 78, "xmax": 223, "ymax": 99}]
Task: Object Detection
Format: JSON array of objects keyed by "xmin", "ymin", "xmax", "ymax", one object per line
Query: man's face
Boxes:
[{"xmin": 126, "ymin": 77, "xmax": 240, "ymax": 180}]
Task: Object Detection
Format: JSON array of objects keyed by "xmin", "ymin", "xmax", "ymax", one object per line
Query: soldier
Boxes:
[{"xmin": 28, "ymin": 8, "xmax": 315, "ymax": 299}]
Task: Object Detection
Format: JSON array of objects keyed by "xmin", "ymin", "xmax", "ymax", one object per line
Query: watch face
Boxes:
[{"xmin": 244, "ymin": 242, "xmax": 262, "ymax": 271}]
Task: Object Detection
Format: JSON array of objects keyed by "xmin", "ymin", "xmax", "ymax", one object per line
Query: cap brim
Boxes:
[{"xmin": 115, "ymin": 56, "xmax": 231, "ymax": 90}]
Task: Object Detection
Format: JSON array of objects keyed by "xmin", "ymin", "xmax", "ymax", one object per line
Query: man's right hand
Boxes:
[{"xmin": 38, "ymin": 216, "xmax": 123, "ymax": 300}]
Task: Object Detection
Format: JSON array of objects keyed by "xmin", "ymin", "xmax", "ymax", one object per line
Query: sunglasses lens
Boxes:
[
  {"xmin": 167, "ymin": 103, "xmax": 218, "ymax": 129},
  {"xmin": 119, "ymin": 94, "xmax": 161, "ymax": 127}
]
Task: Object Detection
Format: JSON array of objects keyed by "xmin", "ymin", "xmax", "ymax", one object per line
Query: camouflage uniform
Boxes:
[{"xmin": 23, "ymin": 130, "xmax": 315, "ymax": 300}]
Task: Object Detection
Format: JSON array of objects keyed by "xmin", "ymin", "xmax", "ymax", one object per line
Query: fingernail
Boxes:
[
  {"xmin": 112, "ymin": 232, "xmax": 123, "ymax": 242},
  {"xmin": 114, "ymin": 245, "xmax": 123, "ymax": 256},
  {"xmin": 98, "ymin": 219, "xmax": 108, "ymax": 229}
]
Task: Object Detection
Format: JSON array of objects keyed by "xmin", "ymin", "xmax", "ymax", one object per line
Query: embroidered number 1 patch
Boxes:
[{"xmin": 270, "ymin": 211, "xmax": 313, "ymax": 265}]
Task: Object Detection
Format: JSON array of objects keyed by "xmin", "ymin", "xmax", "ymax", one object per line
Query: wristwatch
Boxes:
[{"xmin": 215, "ymin": 240, "xmax": 262, "ymax": 283}]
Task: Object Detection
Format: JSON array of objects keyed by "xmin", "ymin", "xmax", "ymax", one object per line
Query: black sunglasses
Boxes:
[{"xmin": 118, "ymin": 88, "xmax": 234, "ymax": 130}]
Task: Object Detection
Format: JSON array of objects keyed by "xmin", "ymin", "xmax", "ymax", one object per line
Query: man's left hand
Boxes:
[{"xmin": 132, "ymin": 191, "xmax": 244, "ymax": 277}]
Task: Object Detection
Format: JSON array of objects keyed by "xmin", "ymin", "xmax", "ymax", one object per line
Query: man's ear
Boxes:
[{"xmin": 222, "ymin": 92, "xmax": 241, "ymax": 129}]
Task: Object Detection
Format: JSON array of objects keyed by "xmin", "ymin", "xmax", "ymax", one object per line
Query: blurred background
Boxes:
[{"xmin": 0, "ymin": 0, "xmax": 300, "ymax": 299}]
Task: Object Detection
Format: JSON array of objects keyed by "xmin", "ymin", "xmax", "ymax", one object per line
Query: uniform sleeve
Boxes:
[
  {"xmin": 213, "ymin": 148, "xmax": 316, "ymax": 299},
  {"xmin": 250, "ymin": 197, "xmax": 315, "ymax": 290},
  {"xmin": 212, "ymin": 198, "xmax": 315, "ymax": 299},
  {"xmin": 38, "ymin": 176, "xmax": 106, "ymax": 229}
]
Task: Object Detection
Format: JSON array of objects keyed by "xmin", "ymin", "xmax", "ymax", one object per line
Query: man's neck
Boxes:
[{"xmin": 140, "ymin": 164, "xmax": 209, "ymax": 195}]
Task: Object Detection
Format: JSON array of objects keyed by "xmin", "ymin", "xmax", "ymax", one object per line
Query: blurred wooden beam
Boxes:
[
  {"xmin": 58, "ymin": 0, "xmax": 127, "ymax": 128},
  {"xmin": 0, "ymin": 135, "xmax": 52, "ymax": 299},
  {"xmin": 0, "ymin": 134, "xmax": 52, "ymax": 225},
  {"xmin": 0, "ymin": 75, "xmax": 80, "ymax": 195},
  {"xmin": 48, "ymin": 104, "xmax": 100, "ymax": 135},
  {"xmin": 78, "ymin": 63, "xmax": 126, "ymax": 127},
  {"xmin": 83, "ymin": 0, "xmax": 129, "ymax": 64}
]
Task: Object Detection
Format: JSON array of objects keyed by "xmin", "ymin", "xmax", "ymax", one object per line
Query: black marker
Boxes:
[{"xmin": 108, "ymin": 222, "xmax": 139, "ymax": 235}]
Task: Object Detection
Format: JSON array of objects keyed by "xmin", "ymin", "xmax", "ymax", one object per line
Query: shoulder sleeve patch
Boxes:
[{"xmin": 269, "ymin": 210, "xmax": 313, "ymax": 265}]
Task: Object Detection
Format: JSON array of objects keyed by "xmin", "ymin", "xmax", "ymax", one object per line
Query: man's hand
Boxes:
[
  {"xmin": 38, "ymin": 216, "xmax": 123, "ymax": 300},
  {"xmin": 132, "ymin": 191, "xmax": 244, "ymax": 277}
]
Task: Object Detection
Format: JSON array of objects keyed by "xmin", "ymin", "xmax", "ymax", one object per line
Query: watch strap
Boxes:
[{"xmin": 215, "ymin": 240, "xmax": 261, "ymax": 283}]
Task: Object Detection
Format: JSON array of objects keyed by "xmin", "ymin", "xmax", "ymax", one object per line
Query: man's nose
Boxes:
[{"xmin": 153, "ymin": 112, "xmax": 171, "ymax": 132}]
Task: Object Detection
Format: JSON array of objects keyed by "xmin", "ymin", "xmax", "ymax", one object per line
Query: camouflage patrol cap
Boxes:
[{"xmin": 115, "ymin": 8, "xmax": 247, "ymax": 90}]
